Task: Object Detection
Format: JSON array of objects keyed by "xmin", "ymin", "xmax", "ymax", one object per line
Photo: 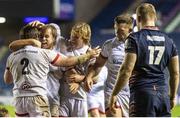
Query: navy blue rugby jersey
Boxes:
[{"xmin": 125, "ymin": 28, "xmax": 178, "ymax": 90}]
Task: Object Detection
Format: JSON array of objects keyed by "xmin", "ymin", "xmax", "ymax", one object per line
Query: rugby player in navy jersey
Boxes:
[{"xmin": 109, "ymin": 3, "xmax": 179, "ymax": 117}]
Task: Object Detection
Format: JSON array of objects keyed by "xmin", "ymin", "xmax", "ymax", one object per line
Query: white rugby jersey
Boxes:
[
  {"xmin": 46, "ymin": 50, "xmax": 66, "ymax": 105},
  {"xmin": 60, "ymin": 45, "xmax": 90, "ymax": 100},
  {"xmin": 46, "ymin": 35, "xmax": 66, "ymax": 104},
  {"xmin": 46, "ymin": 60, "xmax": 62, "ymax": 105},
  {"xmin": 101, "ymin": 37, "xmax": 129, "ymax": 96},
  {"xmin": 6, "ymin": 45, "xmax": 61, "ymax": 98}
]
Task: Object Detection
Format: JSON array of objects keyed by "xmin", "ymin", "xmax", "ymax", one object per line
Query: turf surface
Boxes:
[{"xmin": 1, "ymin": 105, "xmax": 180, "ymax": 117}]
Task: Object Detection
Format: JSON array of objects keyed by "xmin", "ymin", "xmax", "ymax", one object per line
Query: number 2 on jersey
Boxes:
[
  {"xmin": 148, "ymin": 46, "xmax": 165, "ymax": 65},
  {"xmin": 20, "ymin": 58, "xmax": 30, "ymax": 74}
]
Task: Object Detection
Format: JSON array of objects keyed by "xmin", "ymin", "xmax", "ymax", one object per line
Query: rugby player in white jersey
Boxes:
[
  {"xmin": 17, "ymin": 22, "xmax": 94, "ymax": 117},
  {"xmin": 84, "ymin": 14, "xmax": 133, "ymax": 117},
  {"xmin": 9, "ymin": 21, "xmax": 64, "ymax": 117},
  {"xmin": 59, "ymin": 22, "xmax": 94, "ymax": 117},
  {"xmin": 4, "ymin": 25, "xmax": 101, "ymax": 117},
  {"xmin": 87, "ymin": 66, "xmax": 108, "ymax": 117},
  {"xmin": 40, "ymin": 23, "xmax": 62, "ymax": 117}
]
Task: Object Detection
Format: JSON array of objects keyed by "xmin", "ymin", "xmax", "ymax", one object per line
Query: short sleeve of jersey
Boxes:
[
  {"xmin": 5, "ymin": 55, "xmax": 12, "ymax": 70},
  {"xmin": 49, "ymin": 52, "xmax": 66, "ymax": 71},
  {"xmin": 101, "ymin": 41, "xmax": 109, "ymax": 58},
  {"xmin": 42, "ymin": 49, "xmax": 62, "ymax": 64},
  {"xmin": 125, "ymin": 34, "xmax": 137, "ymax": 54},
  {"xmin": 171, "ymin": 40, "xmax": 178, "ymax": 57}
]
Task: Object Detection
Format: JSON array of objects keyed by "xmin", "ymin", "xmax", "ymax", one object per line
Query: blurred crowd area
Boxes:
[{"xmin": 0, "ymin": 0, "xmax": 180, "ymax": 105}]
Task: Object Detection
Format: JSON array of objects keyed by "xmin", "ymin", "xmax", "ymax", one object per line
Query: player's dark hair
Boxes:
[
  {"xmin": 114, "ymin": 14, "xmax": 133, "ymax": 25},
  {"xmin": 19, "ymin": 25, "xmax": 41, "ymax": 40},
  {"xmin": 114, "ymin": 13, "xmax": 133, "ymax": 31}
]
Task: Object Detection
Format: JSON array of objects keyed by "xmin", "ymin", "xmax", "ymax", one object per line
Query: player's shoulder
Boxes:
[
  {"xmin": 139, "ymin": 29, "xmax": 169, "ymax": 37},
  {"xmin": 127, "ymin": 32, "xmax": 139, "ymax": 41},
  {"xmin": 146, "ymin": 30, "xmax": 174, "ymax": 42},
  {"xmin": 128, "ymin": 29, "xmax": 170, "ymax": 40},
  {"xmin": 40, "ymin": 48, "xmax": 53, "ymax": 52},
  {"xmin": 103, "ymin": 37, "xmax": 115, "ymax": 46},
  {"xmin": 7, "ymin": 52, "xmax": 15, "ymax": 61},
  {"xmin": 38, "ymin": 48, "xmax": 57, "ymax": 57},
  {"xmin": 156, "ymin": 30, "xmax": 173, "ymax": 41}
]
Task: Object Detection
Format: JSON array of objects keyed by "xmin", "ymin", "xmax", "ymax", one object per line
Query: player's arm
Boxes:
[
  {"xmin": 9, "ymin": 39, "xmax": 41, "ymax": 52},
  {"xmin": 168, "ymin": 55, "xmax": 179, "ymax": 108},
  {"xmin": 27, "ymin": 20, "xmax": 45, "ymax": 28},
  {"xmin": 65, "ymin": 68, "xmax": 85, "ymax": 83},
  {"xmin": 73, "ymin": 74, "xmax": 85, "ymax": 82},
  {"xmin": 84, "ymin": 53, "xmax": 107, "ymax": 92},
  {"xmin": 87, "ymin": 54, "xmax": 107, "ymax": 80},
  {"xmin": 112, "ymin": 52, "xmax": 136, "ymax": 96},
  {"xmin": 4, "ymin": 68, "xmax": 13, "ymax": 84},
  {"xmin": 69, "ymin": 74, "xmax": 85, "ymax": 83},
  {"xmin": 53, "ymin": 46, "xmax": 101, "ymax": 67}
]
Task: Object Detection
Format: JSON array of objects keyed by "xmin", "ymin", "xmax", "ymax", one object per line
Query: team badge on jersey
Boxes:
[{"xmin": 20, "ymin": 81, "xmax": 32, "ymax": 90}]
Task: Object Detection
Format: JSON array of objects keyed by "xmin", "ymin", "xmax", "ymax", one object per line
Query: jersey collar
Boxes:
[{"xmin": 143, "ymin": 26, "xmax": 159, "ymax": 30}]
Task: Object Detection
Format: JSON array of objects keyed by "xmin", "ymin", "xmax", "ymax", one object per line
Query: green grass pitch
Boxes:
[{"xmin": 1, "ymin": 105, "xmax": 180, "ymax": 117}]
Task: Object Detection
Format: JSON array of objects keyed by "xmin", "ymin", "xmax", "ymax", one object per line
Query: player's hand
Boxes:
[
  {"xmin": 32, "ymin": 39, "xmax": 41, "ymax": 48},
  {"xmin": 68, "ymin": 74, "xmax": 84, "ymax": 83},
  {"xmin": 64, "ymin": 68, "xmax": 77, "ymax": 77},
  {"xmin": 84, "ymin": 76, "xmax": 93, "ymax": 92},
  {"xmin": 69, "ymin": 83, "xmax": 80, "ymax": 94},
  {"xmin": 87, "ymin": 46, "xmax": 101, "ymax": 59},
  {"xmin": 170, "ymin": 98, "xmax": 176, "ymax": 109},
  {"xmin": 28, "ymin": 20, "xmax": 45, "ymax": 28},
  {"xmin": 92, "ymin": 75, "xmax": 99, "ymax": 84},
  {"xmin": 109, "ymin": 95, "xmax": 118, "ymax": 115}
]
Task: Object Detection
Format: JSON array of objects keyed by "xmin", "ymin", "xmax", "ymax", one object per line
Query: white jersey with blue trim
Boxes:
[
  {"xmin": 101, "ymin": 37, "xmax": 129, "ymax": 96},
  {"xmin": 6, "ymin": 45, "xmax": 60, "ymax": 98}
]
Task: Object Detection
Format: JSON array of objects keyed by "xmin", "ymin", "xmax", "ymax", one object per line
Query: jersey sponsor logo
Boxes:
[
  {"xmin": 20, "ymin": 81, "xmax": 32, "ymax": 90},
  {"xmin": 14, "ymin": 50, "xmax": 38, "ymax": 55},
  {"xmin": 112, "ymin": 59, "xmax": 123, "ymax": 64},
  {"xmin": 147, "ymin": 35, "xmax": 165, "ymax": 42}
]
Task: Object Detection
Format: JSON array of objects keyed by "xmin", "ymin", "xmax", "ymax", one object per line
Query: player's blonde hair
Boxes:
[
  {"xmin": 136, "ymin": 3, "xmax": 157, "ymax": 22},
  {"xmin": 71, "ymin": 22, "xmax": 91, "ymax": 45}
]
